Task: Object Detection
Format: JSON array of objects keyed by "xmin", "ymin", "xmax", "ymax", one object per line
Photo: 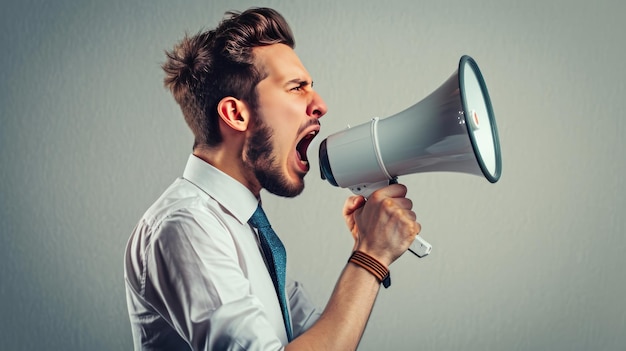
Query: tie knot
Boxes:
[{"xmin": 249, "ymin": 205, "xmax": 271, "ymax": 229}]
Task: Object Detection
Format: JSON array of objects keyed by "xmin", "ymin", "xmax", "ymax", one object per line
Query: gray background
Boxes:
[{"xmin": 1, "ymin": 0, "xmax": 624, "ymax": 350}]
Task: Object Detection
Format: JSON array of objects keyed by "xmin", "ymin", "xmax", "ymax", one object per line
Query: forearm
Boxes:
[
  {"xmin": 285, "ymin": 185, "xmax": 418, "ymax": 350},
  {"xmin": 285, "ymin": 262, "xmax": 381, "ymax": 351}
]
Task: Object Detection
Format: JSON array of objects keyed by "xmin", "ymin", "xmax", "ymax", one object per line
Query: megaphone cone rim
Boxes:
[{"xmin": 459, "ymin": 55, "xmax": 502, "ymax": 183}]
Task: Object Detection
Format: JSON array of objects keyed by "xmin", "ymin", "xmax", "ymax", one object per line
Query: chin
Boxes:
[
  {"xmin": 257, "ymin": 170, "xmax": 305, "ymax": 198},
  {"xmin": 266, "ymin": 180, "xmax": 304, "ymax": 198}
]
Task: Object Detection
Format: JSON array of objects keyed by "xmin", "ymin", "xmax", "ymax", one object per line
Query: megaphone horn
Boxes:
[{"xmin": 318, "ymin": 55, "xmax": 502, "ymax": 258}]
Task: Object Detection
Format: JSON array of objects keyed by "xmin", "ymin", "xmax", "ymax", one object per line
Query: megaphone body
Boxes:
[{"xmin": 318, "ymin": 55, "xmax": 502, "ymax": 257}]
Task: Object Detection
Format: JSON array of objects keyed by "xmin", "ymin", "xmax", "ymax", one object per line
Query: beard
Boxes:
[{"xmin": 245, "ymin": 117, "xmax": 305, "ymax": 198}]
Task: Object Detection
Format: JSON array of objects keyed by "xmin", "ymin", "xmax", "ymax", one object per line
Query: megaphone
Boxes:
[{"xmin": 318, "ymin": 55, "xmax": 502, "ymax": 258}]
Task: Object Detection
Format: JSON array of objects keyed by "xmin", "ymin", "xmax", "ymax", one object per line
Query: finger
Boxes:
[
  {"xmin": 400, "ymin": 217, "xmax": 420, "ymax": 238},
  {"xmin": 415, "ymin": 221, "xmax": 422, "ymax": 235},
  {"xmin": 343, "ymin": 195, "xmax": 366, "ymax": 217},
  {"xmin": 369, "ymin": 183, "xmax": 408, "ymax": 200},
  {"xmin": 391, "ymin": 197, "xmax": 413, "ymax": 210},
  {"xmin": 404, "ymin": 210, "xmax": 417, "ymax": 222},
  {"xmin": 379, "ymin": 198, "xmax": 414, "ymax": 219},
  {"xmin": 387, "ymin": 205, "xmax": 418, "ymax": 231}
]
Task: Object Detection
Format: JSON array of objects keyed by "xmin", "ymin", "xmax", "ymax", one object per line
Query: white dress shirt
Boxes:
[{"xmin": 124, "ymin": 155, "xmax": 321, "ymax": 350}]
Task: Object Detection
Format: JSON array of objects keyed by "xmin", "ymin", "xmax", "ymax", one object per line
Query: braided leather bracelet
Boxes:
[{"xmin": 349, "ymin": 251, "xmax": 391, "ymax": 288}]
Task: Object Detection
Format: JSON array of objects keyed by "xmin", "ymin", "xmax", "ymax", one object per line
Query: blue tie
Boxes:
[{"xmin": 248, "ymin": 205, "xmax": 293, "ymax": 340}]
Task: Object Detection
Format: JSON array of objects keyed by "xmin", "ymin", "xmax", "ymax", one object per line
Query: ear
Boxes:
[{"xmin": 217, "ymin": 97, "xmax": 249, "ymax": 132}]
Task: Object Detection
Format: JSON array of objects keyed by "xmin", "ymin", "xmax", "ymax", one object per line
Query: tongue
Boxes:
[{"xmin": 297, "ymin": 149, "xmax": 308, "ymax": 165}]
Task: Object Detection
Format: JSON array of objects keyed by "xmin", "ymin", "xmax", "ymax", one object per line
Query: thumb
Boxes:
[{"xmin": 343, "ymin": 195, "xmax": 366, "ymax": 217}]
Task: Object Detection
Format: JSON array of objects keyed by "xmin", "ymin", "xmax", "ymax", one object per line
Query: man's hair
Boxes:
[{"xmin": 162, "ymin": 7, "xmax": 295, "ymax": 148}]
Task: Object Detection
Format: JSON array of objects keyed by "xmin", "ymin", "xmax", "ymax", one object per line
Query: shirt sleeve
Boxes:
[
  {"xmin": 143, "ymin": 208, "xmax": 285, "ymax": 351},
  {"xmin": 286, "ymin": 279, "xmax": 322, "ymax": 338}
]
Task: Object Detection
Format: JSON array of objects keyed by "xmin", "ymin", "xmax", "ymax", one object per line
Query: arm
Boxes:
[
  {"xmin": 287, "ymin": 279, "xmax": 322, "ymax": 338},
  {"xmin": 143, "ymin": 210, "xmax": 285, "ymax": 351},
  {"xmin": 286, "ymin": 183, "xmax": 420, "ymax": 351}
]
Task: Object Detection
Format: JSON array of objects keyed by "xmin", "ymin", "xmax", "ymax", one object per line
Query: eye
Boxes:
[{"xmin": 289, "ymin": 80, "xmax": 313, "ymax": 93}]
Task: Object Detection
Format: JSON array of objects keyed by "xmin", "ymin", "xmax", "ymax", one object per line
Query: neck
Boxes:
[{"xmin": 193, "ymin": 145, "xmax": 262, "ymax": 198}]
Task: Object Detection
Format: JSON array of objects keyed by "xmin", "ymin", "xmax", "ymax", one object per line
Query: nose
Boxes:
[{"xmin": 307, "ymin": 91, "xmax": 328, "ymax": 119}]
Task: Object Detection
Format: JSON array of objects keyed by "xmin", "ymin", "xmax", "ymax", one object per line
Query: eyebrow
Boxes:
[{"xmin": 285, "ymin": 78, "xmax": 313, "ymax": 88}]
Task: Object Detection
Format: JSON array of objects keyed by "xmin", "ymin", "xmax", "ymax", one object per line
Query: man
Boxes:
[{"xmin": 124, "ymin": 7, "xmax": 420, "ymax": 350}]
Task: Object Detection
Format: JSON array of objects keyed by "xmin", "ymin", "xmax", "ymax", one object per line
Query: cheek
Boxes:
[
  {"xmin": 273, "ymin": 127, "xmax": 297, "ymax": 157},
  {"xmin": 255, "ymin": 100, "xmax": 304, "ymax": 155},
  {"xmin": 262, "ymin": 114, "xmax": 300, "ymax": 144}
]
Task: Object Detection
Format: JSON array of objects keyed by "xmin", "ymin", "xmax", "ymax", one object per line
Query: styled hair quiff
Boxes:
[{"xmin": 162, "ymin": 7, "xmax": 295, "ymax": 148}]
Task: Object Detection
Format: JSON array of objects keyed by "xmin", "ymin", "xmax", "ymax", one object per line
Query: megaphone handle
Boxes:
[
  {"xmin": 349, "ymin": 178, "xmax": 433, "ymax": 258},
  {"xmin": 409, "ymin": 235, "xmax": 432, "ymax": 258},
  {"xmin": 387, "ymin": 178, "xmax": 433, "ymax": 258}
]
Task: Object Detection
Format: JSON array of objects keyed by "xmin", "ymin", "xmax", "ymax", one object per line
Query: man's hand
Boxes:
[
  {"xmin": 342, "ymin": 183, "xmax": 421, "ymax": 266},
  {"xmin": 288, "ymin": 183, "xmax": 421, "ymax": 351}
]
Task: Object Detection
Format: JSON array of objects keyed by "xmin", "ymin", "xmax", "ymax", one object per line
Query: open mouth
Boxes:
[{"xmin": 296, "ymin": 130, "xmax": 319, "ymax": 167}]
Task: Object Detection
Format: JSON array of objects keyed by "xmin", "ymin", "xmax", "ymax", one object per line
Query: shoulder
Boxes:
[
  {"xmin": 127, "ymin": 174, "xmax": 259, "ymax": 264},
  {"xmin": 138, "ymin": 178, "xmax": 227, "ymax": 232},
  {"xmin": 142, "ymin": 199, "xmax": 234, "ymax": 252}
]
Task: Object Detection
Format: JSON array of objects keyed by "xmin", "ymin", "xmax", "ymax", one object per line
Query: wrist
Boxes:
[
  {"xmin": 353, "ymin": 244, "xmax": 393, "ymax": 267},
  {"xmin": 349, "ymin": 251, "xmax": 391, "ymax": 288}
]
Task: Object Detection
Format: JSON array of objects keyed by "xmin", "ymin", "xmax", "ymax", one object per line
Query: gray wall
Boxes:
[{"xmin": 1, "ymin": 0, "xmax": 624, "ymax": 350}]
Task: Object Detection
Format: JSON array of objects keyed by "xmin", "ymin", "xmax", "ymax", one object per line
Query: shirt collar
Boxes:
[{"xmin": 182, "ymin": 154, "xmax": 259, "ymax": 225}]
